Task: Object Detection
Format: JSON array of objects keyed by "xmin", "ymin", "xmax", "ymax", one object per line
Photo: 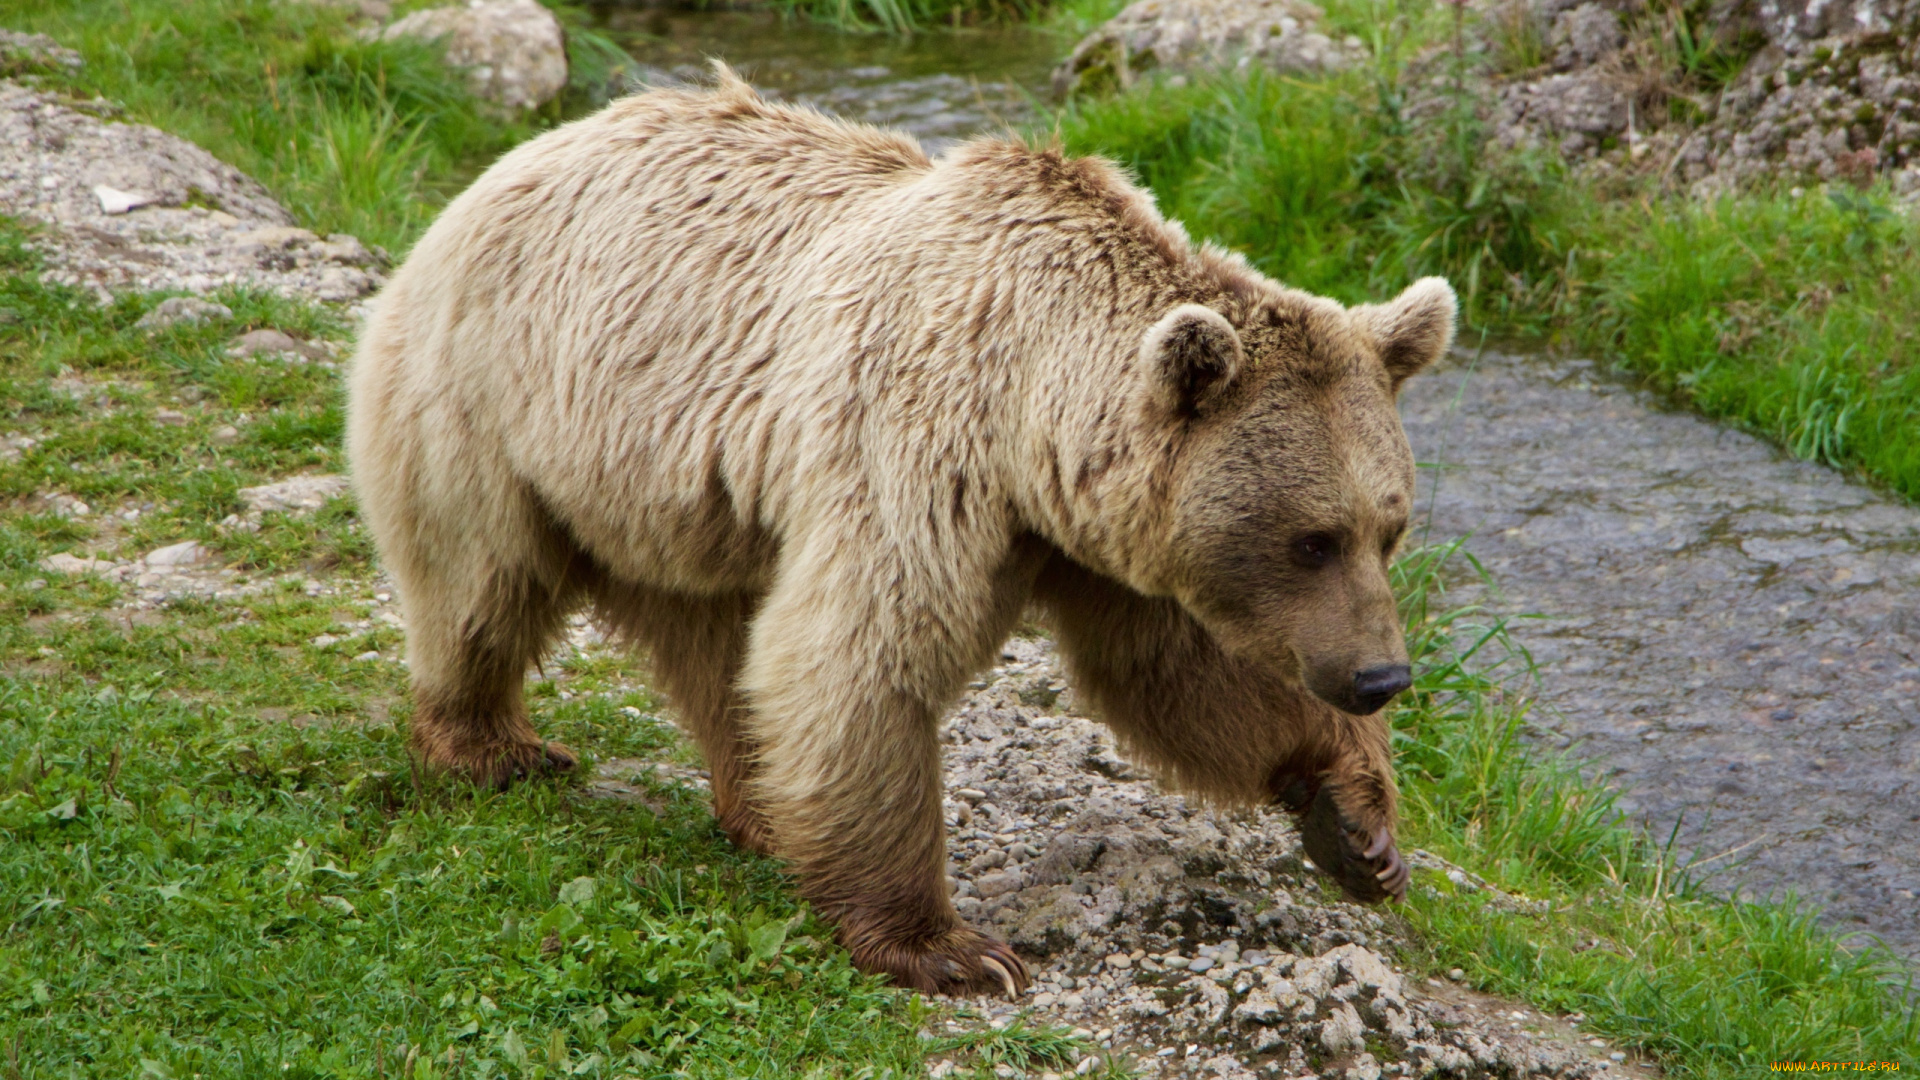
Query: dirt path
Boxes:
[{"xmin": 1398, "ymin": 348, "xmax": 1920, "ymax": 966}]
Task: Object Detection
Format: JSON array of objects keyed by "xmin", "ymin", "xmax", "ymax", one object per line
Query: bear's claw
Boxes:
[
  {"xmin": 424, "ymin": 738, "xmax": 577, "ymax": 790},
  {"xmin": 1360, "ymin": 826, "xmax": 1409, "ymax": 899},
  {"xmin": 980, "ymin": 955, "xmax": 1019, "ymax": 999},
  {"xmin": 845, "ymin": 923, "xmax": 1031, "ymax": 999},
  {"xmin": 1297, "ymin": 784, "xmax": 1407, "ymax": 903}
]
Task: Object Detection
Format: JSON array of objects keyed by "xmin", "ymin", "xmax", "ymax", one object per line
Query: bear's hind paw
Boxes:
[{"xmin": 422, "ymin": 738, "xmax": 578, "ymax": 790}]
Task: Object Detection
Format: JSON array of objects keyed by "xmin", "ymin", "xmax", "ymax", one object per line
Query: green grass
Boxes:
[
  {"xmin": 1049, "ymin": 49, "xmax": 1920, "ymax": 501},
  {"xmin": 4, "ymin": 0, "xmax": 1918, "ymax": 1071},
  {"xmin": 3, "ymin": 191, "xmax": 1912, "ymax": 1076},
  {"xmin": 0, "ymin": 219, "xmax": 1099, "ymax": 1078}
]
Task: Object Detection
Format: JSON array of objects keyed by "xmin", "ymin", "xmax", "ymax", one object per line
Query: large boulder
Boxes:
[
  {"xmin": 382, "ymin": 0, "xmax": 568, "ymax": 114},
  {"xmin": 0, "ymin": 82, "xmax": 386, "ymax": 302},
  {"xmin": 1053, "ymin": 0, "xmax": 1366, "ymax": 98}
]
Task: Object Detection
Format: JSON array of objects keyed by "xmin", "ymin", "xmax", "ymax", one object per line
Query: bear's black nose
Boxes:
[{"xmin": 1352, "ymin": 664, "xmax": 1413, "ymax": 713}]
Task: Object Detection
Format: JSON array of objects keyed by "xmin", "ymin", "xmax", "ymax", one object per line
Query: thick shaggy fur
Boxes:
[{"xmin": 347, "ymin": 67, "xmax": 1454, "ymax": 996}]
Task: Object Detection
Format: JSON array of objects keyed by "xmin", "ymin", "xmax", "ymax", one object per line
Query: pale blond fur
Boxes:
[{"xmin": 347, "ymin": 66, "xmax": 1454, "ymax": 996}]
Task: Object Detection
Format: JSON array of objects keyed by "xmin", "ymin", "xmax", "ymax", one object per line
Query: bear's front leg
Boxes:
[
  {"xmin": 740, "ymin": 532, "xmax": 1037, "ymax": 998},
  {"xmin": 747, "ymin": 678, "xmax": 1029, "ymax": 996},
  {"xmin": 1034, "ymin": 553, "xmax": 1407, "ymax": 903}
]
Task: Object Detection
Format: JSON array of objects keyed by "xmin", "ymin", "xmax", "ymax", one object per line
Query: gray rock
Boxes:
[
  {"xmin": 382, "ymin": 0, "xmax": 569, "ymax": 114},
  {"xmin": 315, "ymin": 265, "xmax": 378, "ymax": 301},
  {"xmin": 135, "ymin": 296, "xmax": 233, "ymax": 331},
  {"xmin": 1481, "ymin": 0, "xmax": 1920, "ymax": 191},
  {"xmin": 1551, "ymin": 3, "xmax": 1625, "ymax": 70},
  {"xmin": 1053, "ymin": 0, "xmax": 1366, "ymax": 97},
  {"xmin": 238, "ymin": 474, "xmax": 351, "ymax": 515},
  {"xmin": 144, "ymin": 540, "xmax": 208, "ymax": 568},
  {"xmin": 1496, "ymin": 70, "xmax": 1632, "ymax": 156},
  {"xmin": 229, "ymin": 328, "xmax": 326, "ymax": 360},
  {"xmin": 916, "ymin": 640, "xmax": 1623, "ymax": 1077},
  {"xmin": 0, "ymin": 82, "xmax": 386, "ymax": 303},
  {"xmin": 0, "ymin": 29, "xmax": 83, "ymax": 73},
  {"xmin": 40, "ymin": 552, "xmax": 109, "ymax": 575}
]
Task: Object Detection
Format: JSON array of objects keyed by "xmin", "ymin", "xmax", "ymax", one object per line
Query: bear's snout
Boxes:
[{"xmin": 1351, "ymin": 664, "xmax": 1412, "ymax": 714}]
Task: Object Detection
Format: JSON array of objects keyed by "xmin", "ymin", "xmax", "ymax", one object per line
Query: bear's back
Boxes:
[{"xmin": 431, "ymin": 70, "xmax": 932, "ymax": 285}]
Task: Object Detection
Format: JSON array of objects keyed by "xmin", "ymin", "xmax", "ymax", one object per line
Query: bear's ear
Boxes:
[
  {"xmin": 1355, "ymin": 277, "xmax": 1457, "ymax": 390},
  {"xmin": 1142, "ymin": 304, "xmax": 1244, "ymax": 415}
]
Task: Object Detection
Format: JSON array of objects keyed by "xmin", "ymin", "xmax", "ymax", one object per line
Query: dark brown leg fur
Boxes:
[
  {"xmin": 594, "ymin": 584, "xmax": 774, "ymax": 855},
  {"xmin": 406, "ymin": 559, "xmax": 586, "ymax": 788},
  {"xmin": 779, "ymin": 728, "xmax": 1031, "ymax": 998}
]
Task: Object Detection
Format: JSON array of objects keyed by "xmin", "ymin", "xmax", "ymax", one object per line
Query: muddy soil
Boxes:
[{"xmin": 1398, "ymin": 349, "xmax": 1920, "ymax": 965}]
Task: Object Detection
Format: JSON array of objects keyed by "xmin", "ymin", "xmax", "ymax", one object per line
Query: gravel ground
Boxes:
[
  {"xmin": 600, "ymin": 643, "xmax": 1653, "ymax": 1080},
  {"xmin": 1399, "ymin": 349, "xmax": 1920, "ymax": 967}
]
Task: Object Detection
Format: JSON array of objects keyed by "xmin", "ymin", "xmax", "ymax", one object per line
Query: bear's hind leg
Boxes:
[
  {"xmin": 595, "ymin": 584, "xmax": 773, "ymax": 855},
  {"xmin": 396, "ymin": 517, "xmax": 588, "ymax": 789}
]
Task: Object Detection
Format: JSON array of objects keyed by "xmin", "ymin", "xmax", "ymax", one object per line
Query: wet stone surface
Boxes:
[{"xmin": 1399, "ymin": 349, "xmax": 1920, "ymax": 965}]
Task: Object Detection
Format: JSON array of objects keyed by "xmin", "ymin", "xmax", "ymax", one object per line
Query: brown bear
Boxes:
[{"xmin": 346, "ymin": 65, "xmax": 1453, "ymax": 999}]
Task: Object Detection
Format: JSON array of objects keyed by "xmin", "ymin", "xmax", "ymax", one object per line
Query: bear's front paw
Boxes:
[
  {"xmin": 844, "ymin": 921, "xmax": 1031, "ymax": 999},
  {"xmin": 424, "ymin": 738, "xmax": 578, "ymax": 790},
  {"xmin": 1297, "ymin": 784, "xmax": 1407, "ymax": 903}
]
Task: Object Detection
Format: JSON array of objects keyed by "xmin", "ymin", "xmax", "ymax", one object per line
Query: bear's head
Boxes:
[{"xmin": 1145, "ymin": 277, "xmax": 1456, "ymax": 716}]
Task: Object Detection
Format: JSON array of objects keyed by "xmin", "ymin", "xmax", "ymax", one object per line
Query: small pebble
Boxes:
[
  {"xmin": 1447, "ymin": 968, "xmax": 1466, "ymax": 981},
  {"xmin": 1188, "ymin": 956, "xmax": 1216, "ymax": 973}
]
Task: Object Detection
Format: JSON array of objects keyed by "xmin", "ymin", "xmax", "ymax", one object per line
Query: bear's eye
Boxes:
[{"xmin": 1294, "ymin": 532, "xmax": 1339, "ymax": 567}]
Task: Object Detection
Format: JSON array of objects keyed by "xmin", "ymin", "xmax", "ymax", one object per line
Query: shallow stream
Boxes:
[{"xmin": 591, "ymin": 5, "xmax": 1060, "ymax": 152}]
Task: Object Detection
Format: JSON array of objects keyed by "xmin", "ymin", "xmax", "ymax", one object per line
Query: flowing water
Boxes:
[
  {"xmin": 591, "ymin": 5, "xmax": 1061, "ymax": 153},
  {"xmin": 589, "ymin": 8, "xmax": 1920, "ymax": 967},
  {"xmin": 1399, "ymin": 350, "xmax": 1920, "ymax": 967}
]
